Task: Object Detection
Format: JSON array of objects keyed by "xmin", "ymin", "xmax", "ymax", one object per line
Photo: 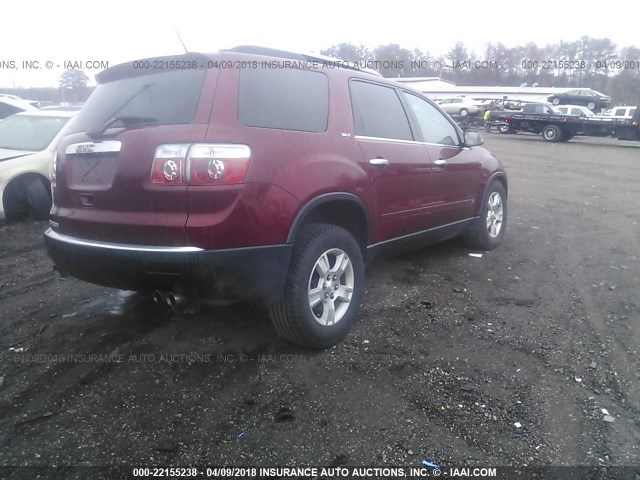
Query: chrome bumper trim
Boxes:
[{"xmin": 45, "ymin": 228, "xmax": 203, "ymax": 253}]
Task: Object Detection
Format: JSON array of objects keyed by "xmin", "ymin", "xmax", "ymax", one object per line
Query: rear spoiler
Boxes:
[{"xmin": 96, "ymin": 53, "xmax": 213, "ymax": 84}]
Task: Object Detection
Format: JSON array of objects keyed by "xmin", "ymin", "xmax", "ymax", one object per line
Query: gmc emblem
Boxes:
[{"xmin": 76, "ymin": 144, "xmax": 96, "ymax": 154}]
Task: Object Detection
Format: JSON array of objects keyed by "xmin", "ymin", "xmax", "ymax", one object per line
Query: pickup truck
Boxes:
[
  {"xmin": 615, "ymin": 106, "xmax": 640, "ymax": 141},
  {"xmin": 488, "ymin": 103, "xmax": 638, "ymax": 142}
]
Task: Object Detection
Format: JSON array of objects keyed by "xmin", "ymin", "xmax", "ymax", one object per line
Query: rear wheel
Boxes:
[
  {"xmin": 542, "ymin": 124, "xmax": 562, "ymax": 142},
  {"xmin": 465, "ymin": 181, "xmax": 507, "ymax": 250},
  {"xmin": 269, "ymin": 224, "xmax": 364, "ymax": 348},
  {"xmin": 552, "ymin": 98, "xmax": 560, "ymax": 105},
  {"xmin": 587, "ymin": 101, "xmax": 596, "ymax": 110},
  {"xmin": 459, "ymin": 108, "xmax": 469, "ymax": 117}
]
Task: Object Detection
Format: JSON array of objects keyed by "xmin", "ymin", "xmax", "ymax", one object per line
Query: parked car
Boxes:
[
  {"xmin": 0, "ymin": 97, "xmax": 38, "ymax": 119},
  {"xmin": 604, "ymin": 106, "xmax": 637, "ymax": 119},
  {"xmin": 556, "ymin": 105, "xmax": 596, "ymax": 117},
  {"xmin": 437, "ymin": 97, "xmax": 482, "ymax": 117},
  {"xmin": 0, "ymin": 94, "xmax": 40, "ymax": 108},
  {"xmin": 547, "ymin": 89, "xmax": 611, "ymax": 111},
  {"xmin": 0, "ymin": 110, "xmax": 76, "ymax": 221},
  {"xmin": 45, "ymin": 47, "xmax": 508, "ymax": 348}
]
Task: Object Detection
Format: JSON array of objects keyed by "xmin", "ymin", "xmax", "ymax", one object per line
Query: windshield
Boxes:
[
  {"xmin": 69, "ymin": 69, "xmax": 206, "ymax": 135},
  {"xmin": 0, "ymin": 115, "xmax": 70, "ymax": 151}
]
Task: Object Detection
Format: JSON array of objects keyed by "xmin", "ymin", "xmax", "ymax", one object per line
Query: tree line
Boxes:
[
  {"xmin": 4, "ymin": 37, "xmax": 639, "ymax": 105},
  {"xmin": 321, "ymin": 37, "xmax": 640, "ymax": 105}
]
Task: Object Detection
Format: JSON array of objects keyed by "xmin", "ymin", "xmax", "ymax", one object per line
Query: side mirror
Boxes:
[{"xmin": 463, "ymin": 129, "xmax": 483, "ymax": 147}]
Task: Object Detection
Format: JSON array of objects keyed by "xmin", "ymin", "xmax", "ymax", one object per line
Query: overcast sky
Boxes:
[{"xmin": 1, "ymin": 0, "xmax": 637, "ymax": 88}]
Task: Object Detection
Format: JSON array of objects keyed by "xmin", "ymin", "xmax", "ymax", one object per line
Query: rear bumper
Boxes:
[{"xmin": 44, "ymin": 229, "xmax": 292, "ymax": 303}]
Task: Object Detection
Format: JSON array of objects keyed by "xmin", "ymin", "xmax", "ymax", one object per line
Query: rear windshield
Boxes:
[
  {"xmin": 0, "ymin": 115, "xmax": 70, "ymax": 151},
  {"xmin": 68, "ymin": 69, "xmax": 206, "ymax": 134}
]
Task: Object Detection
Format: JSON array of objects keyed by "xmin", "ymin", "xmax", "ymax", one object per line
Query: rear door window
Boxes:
[
  {"xmin": 238, "ymin": 68, "xmax": 328, "ymax": 132},
  {"xmin": 350, "ymin": 81, "xmax": 413, "ymax": 141}
]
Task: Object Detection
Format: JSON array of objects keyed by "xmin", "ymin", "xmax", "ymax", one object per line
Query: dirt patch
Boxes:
[{"xmin": 0, "ymin": 135, "xmax": 639, "ymax": 472}]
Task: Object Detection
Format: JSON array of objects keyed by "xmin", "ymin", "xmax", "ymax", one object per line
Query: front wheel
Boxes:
[
  {"xmin": 587, "ymin": 101, "xmax": 596, "ymax": 110},
  {"xmin": 465, "ymin": 181, "xmax": 507, "ymax": 250},
  {"xmin": 498, "ymin": 124, "xmax": 510, "ymax": 134},
  {"xmin": 269, "ymin": 224, "xmax": 364, "ymax": 348},
  {"xmin": 552, "ymin": 98, "xmax": 560, "ymax": 105},
  {"xmin": 459, "ymin": 108, "xmax": 469, "ymax": 117}
]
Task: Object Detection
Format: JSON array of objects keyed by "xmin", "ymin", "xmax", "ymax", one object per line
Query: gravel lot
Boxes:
[{"xmin": 0, "ymin": 134, "xmax": 639, "ymax": 475}]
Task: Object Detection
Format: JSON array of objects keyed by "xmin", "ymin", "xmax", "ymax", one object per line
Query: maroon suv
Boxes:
[{"xmin": 45, "ymin": 46, "xmax": 507, "ymax": 348}]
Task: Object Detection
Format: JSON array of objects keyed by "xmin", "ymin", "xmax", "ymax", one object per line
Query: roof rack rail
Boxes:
[{"xmin": 224, "ymin": 46, "xmax": 382, "ymax": 77}]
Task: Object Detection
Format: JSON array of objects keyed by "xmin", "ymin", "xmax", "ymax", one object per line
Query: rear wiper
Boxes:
[
  {"xmin": 87, "ymin": 83, "xmax": 154, "ymax": 138},
  {"xmin": 90, "ymin": 116, "xmax": 158, "ymax": 135}
]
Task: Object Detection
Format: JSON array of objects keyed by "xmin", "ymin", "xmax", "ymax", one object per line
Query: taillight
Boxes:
[
  {"xmin": 150, "ymin": 143, "xmax": 251, "ymax": 186},
  {"xmin": 151, "ymin": 144, "xmax": 189, "ymax": 185},
  {"xmin": 187, "ymin": 144, "xmax": 251, "ymax": 185}
]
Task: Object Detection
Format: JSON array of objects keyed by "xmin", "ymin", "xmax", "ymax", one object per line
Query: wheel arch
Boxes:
[
  {"xmin": 2, "ymin": 171, "xmax": 51, "ymax": 213},
  {"xmin": 486, "ymin": 171, "xmax": 508, "ymax": 198},
  {"xmin": 286, "ymin": 192, "xmax": 370, "ymax": 250}
]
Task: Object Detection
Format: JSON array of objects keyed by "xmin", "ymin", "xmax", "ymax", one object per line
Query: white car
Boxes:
[
  {"xmin": 0, "ymin": 110, "xmax": 76, "ymax": 221},
  {"xmin": 0, "ymin": 97, "xmax": 39, "ymax": 119},
  {"xmin": 0, "ymin": 94, "xmax": 40, "ymax": 106},
  {"xmin": 556, "ymin": 105, "xmax": 596, "ymax": 117},
  {"xmin": 437, "ymin": 97, "xmax": 482, "ymax": 117}
]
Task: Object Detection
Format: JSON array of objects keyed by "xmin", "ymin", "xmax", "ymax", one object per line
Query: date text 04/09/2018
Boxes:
[{"xmin": 205, "ymin": 467, "xmax": 409, "ymax": 477}]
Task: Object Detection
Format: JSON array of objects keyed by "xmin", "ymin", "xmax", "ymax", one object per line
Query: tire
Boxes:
[
  {"xmin": 587, "ymin": 102, "xmax": 596, "ymax": 110},
  {"xmin": 552, "ymin": 98, "xmax": 560, "ymax": 105},
  {"xmin": 2, "ymin": 180, "xmax": 28, "ymax": 221},
  {"xmin": 465, "ymin": 181, "xmax": 507, "ymax": 250},
  {"xmin": 498, "ymin": 124, "xmax": 510, "ymax": 134},
  {"xmin": 24, "ymin": 177, "xmax": 52, "ymax": 220},
  {"xmin": 459, "ymin": 108, "xmax": 469, "ymax": 117},
  {"xmin": 542, "ymin": 124, "xmax": 562, "ymax": 142},
  {"xmin": 269, "ymin": 224, "xmax": 364, "ymax": 348}
]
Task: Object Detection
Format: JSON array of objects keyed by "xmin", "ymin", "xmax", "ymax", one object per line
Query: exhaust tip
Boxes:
[
  {"xmin": 152, "ymin": 290, "xmax": 163, "ymax": 304},
  {"xmin": 166, "ymin": 293, "xmax": 176, "ymax": 307},
  {"xmin": 152, "ymin": 290, "xmax": 185, "ymax": 308}
]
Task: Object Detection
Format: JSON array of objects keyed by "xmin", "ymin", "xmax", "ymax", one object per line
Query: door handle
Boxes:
[
  {"xmin": 434, "ymin": 159, "xmax": 447, "ymax": 166},
  {"xmin": 369, "ymin": 158, "xmax": 389, "ymax": 167}
]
